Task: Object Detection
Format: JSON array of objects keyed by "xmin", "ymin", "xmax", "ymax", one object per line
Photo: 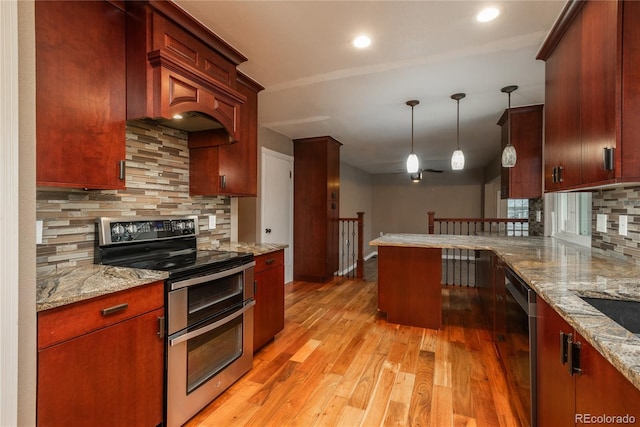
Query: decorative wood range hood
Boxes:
[{"xmin": 125, "ymin": 0, "xmax": 247, "ymax": 141}]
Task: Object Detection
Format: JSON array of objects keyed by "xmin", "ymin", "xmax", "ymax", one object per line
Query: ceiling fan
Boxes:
[{"xmin": 409, "ymin": 168, "xmax": 443, "ymax": 182}]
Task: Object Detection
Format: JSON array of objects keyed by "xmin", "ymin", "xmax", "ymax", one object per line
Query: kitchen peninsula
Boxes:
[{"xmin": 370, "ymin": 233, "xmax": 640, "ymax": 397}]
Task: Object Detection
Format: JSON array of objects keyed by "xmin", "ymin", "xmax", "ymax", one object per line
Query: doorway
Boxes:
[{"xmin": 260, "ymin": 147, "xmax": 293, "ymax": 283}]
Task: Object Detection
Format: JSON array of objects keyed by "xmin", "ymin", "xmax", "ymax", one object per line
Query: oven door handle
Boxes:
[
  {"xmin": 170, "ymin": 261, "xmax": 256, "ymax": 290},
  {"xmin": 169, "ymin": 299, "xmax": 256, "ymax": 347}
]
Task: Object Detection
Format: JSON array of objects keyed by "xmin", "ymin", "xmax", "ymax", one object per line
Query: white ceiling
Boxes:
[{"xmin": 175, "ymin": 0, "xmax": 567, "ymax": 174}]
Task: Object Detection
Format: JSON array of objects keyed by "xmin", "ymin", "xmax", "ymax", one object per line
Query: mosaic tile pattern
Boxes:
[
  {"xmin": 592, "ymin": 185, "xmax": 640, "ymax": 263},
  {"xmin": 36, "ymin": 121, "xmax": 232, "ymax": 274}
]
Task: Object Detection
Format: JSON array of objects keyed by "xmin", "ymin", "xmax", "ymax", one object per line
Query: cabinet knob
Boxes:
[{"xmin": 265, "ymin": 228, "xmax": 272, "ymax": 234}]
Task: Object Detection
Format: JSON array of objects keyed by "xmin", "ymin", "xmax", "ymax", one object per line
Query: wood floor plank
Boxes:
[
  {"xmin": 360, "ymin": 360, "xmax": 400, "ymax": 426},
  {"xmin": 185, "ymin": 261, "xmax": 522, "ymax": 427}
]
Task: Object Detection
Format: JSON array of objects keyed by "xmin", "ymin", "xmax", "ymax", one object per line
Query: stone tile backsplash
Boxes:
[
  {"xmin": 592, "ymin": 185, "xmax": 640, "ymax": 262},
  {"xmin": 36, "ymin": 121, "xmax": 231, "ymax": 274}
]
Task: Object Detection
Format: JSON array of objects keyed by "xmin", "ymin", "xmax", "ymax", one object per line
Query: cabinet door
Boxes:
[
  {"xmin": 536, "ymin": 298, "xmax": 575, "ymax": 426},
  {"xmin": 253, "ymin": 264, "xmax": 285, "ymax": 351},
  {"xmin": 500, "ymin": 106, "xmax": 543, "ymax": 199},
  {"xmin": 621, "ymin": 0, "xmax": 640, "ymax": 179},
  {"xmin": 37, "ymin": 308, "xmax": 164, "ymax": 427},
  {"xmin": 544, "ymin": 12, "xmax": 582, "ymax": 191},
  {"xmin": 580, "ymin": 0, "xmax": 618, "ymax": 185},
  {"xmin": 574, "ymin": 331, "xmax": 640, "ymax": 422},
  {"xmin": 218, "ymin": 76, "xmax": 259, "ymax": 196},
  {"xmin": 36, "ymin": 1, "xmax": 126, "ymax": 190}
]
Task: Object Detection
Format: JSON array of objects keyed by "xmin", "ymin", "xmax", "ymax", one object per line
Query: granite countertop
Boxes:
[
  {"xmin": 36, "ymin": 242, "xmax": 287, "ymax": 312},
  {"xmin": 37, "ymin": 264, "xmax": 168, "ymax": 312},
  {"xmin": 370, "ymin": 233, "xmax": 640, "ymax": 391},
  {"xmin": 199, "ymin": 242, "xmax": 288, "ymax": 255}
]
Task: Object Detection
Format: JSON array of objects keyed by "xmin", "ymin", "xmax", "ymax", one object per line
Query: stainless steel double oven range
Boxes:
[{"xmin": 95, "ymin": 216, "xmax": 255, "ymax": 427}]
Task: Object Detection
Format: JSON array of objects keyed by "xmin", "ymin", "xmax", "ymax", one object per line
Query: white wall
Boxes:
[
  {"xmin": 372, "ymin": 168, "xmax": 484, "ymax": 238},
  {"xmin": 17, "ymin": 1, "xmax": 37, "ymax": 424},
  {"xmin": 339, "ymin": 162, "xmax": 374, "ymax": 259}
]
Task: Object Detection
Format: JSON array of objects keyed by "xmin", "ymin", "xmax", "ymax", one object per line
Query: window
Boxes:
[
  {"xmin": 507, "ymin": 199, "xmax": 529, "ymax": 236},
  {"xmin": 546, "ymin": 192, "xmax": 591, "ymax": 247}
]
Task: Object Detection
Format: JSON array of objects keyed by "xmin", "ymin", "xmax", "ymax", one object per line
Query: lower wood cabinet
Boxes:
[
  {"xmin": 253, "ymin": 250, "xmax": 285, "ymax": 352},
  {"xmin": 537, "ymin": 297, "xmax": 640, "ymax": 425},
  {"xmin": 37, "ymin": 281, "xmax": 164, "ymax": 427},
  {"xmin": 377, "ymin": 246, "xmax": 442, "ymax": 329}
]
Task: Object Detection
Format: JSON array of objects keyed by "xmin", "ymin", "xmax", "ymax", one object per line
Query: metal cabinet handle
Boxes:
[
  {"xmin": 157, "ymin": 316, "xmax": 165, "ymax": 339},
  {"xmin": 266, "ymin": 258, "xmax": 275, "ymax": 265},
  {"xmin": 603, "ymin": 147, "xmax": 615, "ymax": 171},
  {"xmin": 559, "ymin": 331, "xmax": 570, "ymax": 365},
  {"xmin": 118, "ymin": 160, "xmax": 126, "ymax": 180},
  {"xmin": 567, "ymin": 337, "xmax": 582, "ymax": 376},
  {"xmin": 101, "ymin": 303, "xmax": 128, "ymax": 316},
  {"xmin": 220, "ymin": 175, "xmax": 227, "ymax": 189}
]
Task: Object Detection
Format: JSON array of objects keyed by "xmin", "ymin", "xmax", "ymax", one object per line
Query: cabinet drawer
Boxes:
[
  {"xmin": 38, "ymin": 280, "xmax": 164, "ymax": 350},
  {"xmin": 254, "ymin": 250, "xmax": 284, "ymax": 274}
]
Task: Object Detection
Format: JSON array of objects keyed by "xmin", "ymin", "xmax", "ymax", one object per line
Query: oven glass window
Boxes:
[
  {"xmin": 187, "ymin": 314, "xmax": 243, "ymax": 394},
  {"xmin": 188, "ymin": 273, "xmax": 243, "ymax": 325}
]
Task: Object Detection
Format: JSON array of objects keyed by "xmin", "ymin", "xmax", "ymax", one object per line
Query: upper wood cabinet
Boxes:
[
  {"xmin": 35, "ymin": 1, "xmax": 127, "ymax": 190},
  {"xmin": 125, "ymin": 1, "xmax": 246, "ymax": 141},
  {"xmin": 538, "ymin": 0, "xmax": 640, "ymax": 191},
  {"xmin": 189, "ymin": 72, "xmax": 263, "ymax": 196},
  {"xmin": 498, "ymin": 104, "xmax": 543, "ymax": 199}
]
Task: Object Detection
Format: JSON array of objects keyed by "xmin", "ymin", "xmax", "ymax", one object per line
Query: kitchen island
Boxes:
[{"xmin": 370, "ymin": 233, "xmax": 640, "ymax": 394}]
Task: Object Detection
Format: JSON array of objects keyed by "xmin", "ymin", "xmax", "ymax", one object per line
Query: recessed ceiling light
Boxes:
[
  {"xmin": 352, "ymin": 35, "xmax": 372, "ymax": 49},
  {"xmin": 476, "ymin": 7, "xmax": 500, "ymax": 23}
]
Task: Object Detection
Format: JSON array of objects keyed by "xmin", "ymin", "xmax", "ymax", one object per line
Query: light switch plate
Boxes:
[
  {"xmin": 619, "ymin": 215, "xmax": 628, "ymax": 236},
  {"xmin": 208, "ymin": 215, "xmax": 216, "ymax": 230},
  {"xmin": 596, "ymin": 214, "xmax": 607, "ymax": 233}
]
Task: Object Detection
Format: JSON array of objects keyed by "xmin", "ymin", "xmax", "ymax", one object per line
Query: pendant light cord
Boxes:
[{"xmin": 456, "ymin": 99, "xmax": 460, "ymax": 150}]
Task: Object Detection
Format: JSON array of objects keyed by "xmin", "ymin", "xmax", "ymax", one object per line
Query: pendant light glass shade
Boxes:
[
  {"xmin": 406, "ymin": 153, "xmax": 419, "ymax": 173},
  {"xmin": 406, "ymin": 100, "xmax": 420, "ymax": 173},
  {"xmin": 450, "ymin": 93, "xmax": 466, "ymax": 170},
  {"xmin": 451, "ymin": 149, "xmax": 465, "ymax": 170},
  {"xmin": 501, "ymin": 85, "xmax": 518, "ymax": 168}
]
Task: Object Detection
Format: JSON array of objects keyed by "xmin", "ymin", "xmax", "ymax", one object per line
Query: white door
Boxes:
[{"xmin": 261, "ymin": 148, "xmax": 293, "ymax": 283}]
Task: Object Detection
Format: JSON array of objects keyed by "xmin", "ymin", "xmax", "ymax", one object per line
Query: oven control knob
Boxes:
[
  {"xmin": 112, "ymin": 224, "xmax": 125, "ymax": 236},
  {"xmin": 185, "ymin": 221, "xmax": 194, "ymax": 230},
  {"xmin": 125, "ymin": 223, "xmax": 137, "ymax": 234},
  {"xmin": 175, "ymin": 221, "xmax": 185, "ymax": 231}
]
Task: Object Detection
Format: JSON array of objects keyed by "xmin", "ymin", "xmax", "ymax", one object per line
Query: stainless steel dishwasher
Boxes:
[{"xmin": 502, "ymin": 267, "xmax": 537, "ymax": 427}]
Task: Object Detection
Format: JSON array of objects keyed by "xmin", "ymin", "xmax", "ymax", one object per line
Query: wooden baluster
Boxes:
[{"xmin": 356, "ymin": 212, "xmax": 364, "ymax": 279}]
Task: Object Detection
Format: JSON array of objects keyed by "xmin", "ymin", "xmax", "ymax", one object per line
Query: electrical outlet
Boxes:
[
  {"xmin": 36, "ymin": 220, "xmax": 43, "ymax": 244},
  {"xmin": 619, "ymin": 215, "xmax": 628, "ymax": 236},
  {"xmin": 208, "ymin": 215, "xmax": 216, "ymax": 230}
]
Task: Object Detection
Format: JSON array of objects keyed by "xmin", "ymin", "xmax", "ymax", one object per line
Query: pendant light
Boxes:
[
  {"xmin": 450, "ymin": 93, "xmax": 466, "ymax": 170},
  {"xmin": 501, "ymin": 85, "xmax": 518, "ymax": 168},
  {"xmin": 406, "ymin": 100, "xmax": 420, "ymax": 174}
]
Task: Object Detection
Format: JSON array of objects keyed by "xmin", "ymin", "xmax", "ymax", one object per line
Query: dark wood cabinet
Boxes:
[
  {"xmin": 125, "ymin": 1, "xmax": 246, "ymax": 140},
  {"xmin": 253, "ymin": 250, "xmax": 285, "ymax": 352},
  {"xmin": 35, "ymin": 0, "xmax": 126, "ymax": 190},
  {"xmin": 539, "ymin": 0, "xmax": 640, "ymax": 191},
  {"xmin": 377, "ymin": 246, "xmax": 442, "ymax": 329},
  {"xmin": 536, "ymin": 297, "xmax": 640, "ymax": 425},
  {"xmin": 189, "ymin": 73, "xmax": 262, "ymax": 196},
  {"xmin": 37, "ymin": 281, "xmax": 164, "ymax": 427},
  {"xmin": 498, "ymin": 105, "xmax": 543, "ymax": 199},
  {"xmin": 293, "ymin": 136, "xmax": 341, "ymax": 282}
]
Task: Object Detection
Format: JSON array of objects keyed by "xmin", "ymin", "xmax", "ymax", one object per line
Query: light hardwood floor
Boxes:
[{"xmin": 186, "ymin": 261, "xmax": 521, "ymax": 427}]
